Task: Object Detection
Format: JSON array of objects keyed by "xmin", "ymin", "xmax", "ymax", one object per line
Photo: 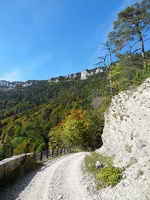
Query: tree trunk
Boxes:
[
  {"xmin": 138, "ymin": 30, "xmax": 146, "ymax": 68},
  {"xmin": 109, "ymin": 74, "xmax": 113, "ymax": 97},
  {"xmin": 107, "ymin": 43, "xmax": 114, "ymax": 98}
]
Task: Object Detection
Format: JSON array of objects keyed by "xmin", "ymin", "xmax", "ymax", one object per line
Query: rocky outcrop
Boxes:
[
  {"xmin": 48, "ymin": 67, "xmax": 107, "ymax": 82},
  {"xmin": 0, "ymin": 80, "xmax": 32, "ymax": 89},
  {"xmin": 97, "ymin": 78, "xmax": 150, "ymax": 199}
]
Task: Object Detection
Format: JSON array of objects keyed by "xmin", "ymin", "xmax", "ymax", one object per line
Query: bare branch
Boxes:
[{"xmin": 132, "ymin": 48, "xmax": 141, "ymax": 54}]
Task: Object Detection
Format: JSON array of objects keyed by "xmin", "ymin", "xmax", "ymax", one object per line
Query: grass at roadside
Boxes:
[
  {"xmin": 70, "ymin": 147, "xmax": 83, "ymax": 153},
  {"xmin": 84, "ymin": 152, "xmax": 122, "ymax": 189},
  {"xmin": 84, "ymin": 152, "xmax": 113, "ymax": 175}
]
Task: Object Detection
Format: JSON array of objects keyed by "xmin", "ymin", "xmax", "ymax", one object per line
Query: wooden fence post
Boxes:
[
  {"xmin": 52, "ymin": 149, "xmax": 54, "ymax": 157},
  {"xmin": 40, "ymin": 151, "xmax": 42, "ymax": 161},
  {"xmin": 47, "ymin": 149, "xmax": 49, "ymax": 159},
  {"xmin": 33, "ymin": 147, "xmax": 74, "ymax": 162},
  {"xmin": 34, "ymin": 152, "xmax": 36, "ymax": 162},
  {"xmin": 49, "ymin": 149, "xmax": 50, "ymax": 158}
]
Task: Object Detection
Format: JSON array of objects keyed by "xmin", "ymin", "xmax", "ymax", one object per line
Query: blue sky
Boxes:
[{"xmin": 0, "ymin": 0, "xmax": 142, "ymax": 82}]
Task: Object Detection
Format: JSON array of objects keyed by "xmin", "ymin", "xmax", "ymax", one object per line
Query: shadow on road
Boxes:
[{"xmin": 0, "ymin": 154, "xmax": 71, "ymax": 200}]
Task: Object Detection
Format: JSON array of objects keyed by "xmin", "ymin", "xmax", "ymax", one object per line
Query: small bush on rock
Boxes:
[{"xmin": 96, "ymin": 165, "xmax": 122, "ymax": 187}]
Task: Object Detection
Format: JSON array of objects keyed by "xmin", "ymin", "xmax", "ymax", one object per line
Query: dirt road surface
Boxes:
[{"xmin": 0, "ymin": 152, "xmax": 95, "ymax": 200}]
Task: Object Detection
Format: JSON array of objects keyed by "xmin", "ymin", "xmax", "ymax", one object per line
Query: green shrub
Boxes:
[
  {"xmin": 134, "ymin": 64, "xmax": 150, "ymax": 85},
  {"xmin": 96, "ymin": 165, "xmax": 122, "ymax": 187},
  {"xmin": 84, "ymin": 152, "xmax": 113, "ymax": 175}
]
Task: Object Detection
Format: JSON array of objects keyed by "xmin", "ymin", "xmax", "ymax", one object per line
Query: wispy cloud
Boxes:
[
  {"xmin": 0, "ymin": 52, "xmax": 52, "ymax": 82},
  {"xmin": 91, "ymin": 1, "xmax": 131, "ymax": 64},
  {"xmin": 101, "ymin": 0, "xmax": 142, "ymax": 43},
  {"xmin": 0, "ymin": 70, "xmax": 21, "ymax": 82},
  {"xmin": 93, "ymin": 0, "xmax": 142, "ymax": 65},
  {"xmin": 126, "ymin": 0, "xmax": 131, "ymax": 6},
  {"xmin": 26, "ymin": 52, "xmax": 52, "ymax": 70}
]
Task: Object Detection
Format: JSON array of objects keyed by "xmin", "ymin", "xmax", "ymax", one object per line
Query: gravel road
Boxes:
[{"xmin": 0, "ymin": 152, "xmax": 96, "ymax": 200}]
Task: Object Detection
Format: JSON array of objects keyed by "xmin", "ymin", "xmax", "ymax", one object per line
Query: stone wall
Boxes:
[{"xmin": 0, "ymin": 153, "xmax": 35, "ymax": 187}]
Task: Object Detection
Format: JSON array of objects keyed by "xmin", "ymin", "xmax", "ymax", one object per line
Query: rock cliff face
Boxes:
[
  {"xmin": 97, "ymin": 78, "xmax": 150, "ymax": 200},
  {"xmin": 0, "ymin": 80, "xmax": 32, "ymax": 89},
  {"xmin": 48, "ymin": 67, "xmax": 107, "ymax": 82}
]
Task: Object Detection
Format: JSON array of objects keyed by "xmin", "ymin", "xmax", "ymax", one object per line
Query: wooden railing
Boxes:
[
  {"xmin": 34, "ymin": 147, "xmax": 72, "ymax": 162},
  {"xmin": 0, "ymin": 147, "xmax": 74, "ymax": 187}
]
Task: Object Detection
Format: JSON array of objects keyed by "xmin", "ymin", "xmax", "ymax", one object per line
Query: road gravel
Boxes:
[{"xmin": 0, "ymin": 152, "xmax": 98, "ymax": 200}]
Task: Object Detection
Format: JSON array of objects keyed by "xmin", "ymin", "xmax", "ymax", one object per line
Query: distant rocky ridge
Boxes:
[
  {"xmin": 0, "ymin": 80, "xmax": 33, "ymax": 89},
  {"xmin": 0, "ymin": 66, "xmax": 106, "ymax": 89},
  {"xmin": 48, "ymin": 67, "xmax": 106, "ymax": 82}
]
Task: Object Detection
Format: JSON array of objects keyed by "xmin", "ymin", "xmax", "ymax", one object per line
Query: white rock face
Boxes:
[{"xmin": 97, "ymin": 78, "xmax": 150, "ymax": 199}]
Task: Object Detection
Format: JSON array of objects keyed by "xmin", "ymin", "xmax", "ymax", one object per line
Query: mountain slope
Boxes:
[{"xmin": 0, "ymin": 72, "xmax": 108, "ymax": 160}]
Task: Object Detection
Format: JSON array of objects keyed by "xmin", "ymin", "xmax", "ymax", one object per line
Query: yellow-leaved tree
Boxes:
[{"xmin": 49, "ymin": 109, "xmax": 104, "ymax": 150}]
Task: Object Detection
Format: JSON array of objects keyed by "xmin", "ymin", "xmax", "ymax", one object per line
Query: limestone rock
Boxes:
[{"xmin": 97, "ymin": 78, "xmax": 150, "ymax": 199}]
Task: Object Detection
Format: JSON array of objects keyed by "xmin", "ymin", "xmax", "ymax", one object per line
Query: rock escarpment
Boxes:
[{"xmin": 97, "ymin": 78, "xmax": 150, "ymax": 200}]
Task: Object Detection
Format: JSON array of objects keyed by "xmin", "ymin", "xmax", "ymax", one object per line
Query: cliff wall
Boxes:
[{"xmin": 97, "ymin": 78, "xmax": 150, "ymax": 199}]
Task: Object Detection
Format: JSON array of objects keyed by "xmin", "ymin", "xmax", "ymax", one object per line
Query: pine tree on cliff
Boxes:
[{"xmin": 108, "ymin": 0, "xmax": 150, "ymax": 68}]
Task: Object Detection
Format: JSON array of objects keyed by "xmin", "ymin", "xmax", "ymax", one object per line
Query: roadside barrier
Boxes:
[
  {"xmin": 0, "ymin": 147, "xmax": 73, "ymax": 187},
  {"xmin": 34, "ymin": 147, "xmax": 72, "ymax": 162}
]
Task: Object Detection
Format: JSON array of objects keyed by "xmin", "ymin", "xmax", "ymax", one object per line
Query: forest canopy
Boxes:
[{"xmin": 0, "ymin": 0, "xmax": 150, "ymax": 160}]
